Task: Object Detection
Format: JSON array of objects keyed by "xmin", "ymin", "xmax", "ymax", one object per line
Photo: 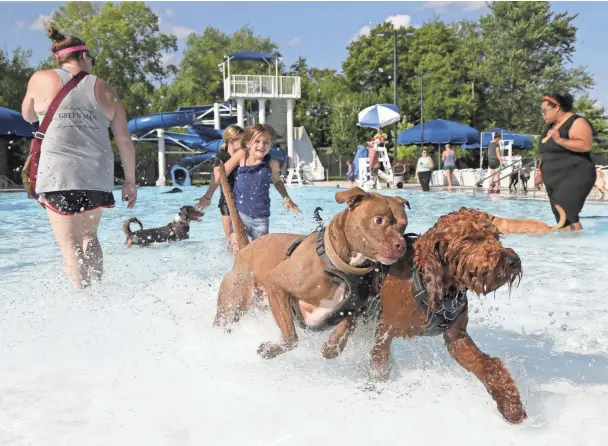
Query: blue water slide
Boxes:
[{"xmin": 127, "ymin": 111, "xmax": 195, "ymax": 136}]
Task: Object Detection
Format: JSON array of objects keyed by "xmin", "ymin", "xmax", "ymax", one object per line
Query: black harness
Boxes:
[
  {"xmin": 284, "ymin": 228, "xmax": 387, "ymax": 331},
  {"xmin": 406, "ymin": 233, "xmax": 468, "ymax": 336}
]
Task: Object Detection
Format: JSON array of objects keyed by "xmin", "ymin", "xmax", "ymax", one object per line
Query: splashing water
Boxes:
[{"xmin": 1, "ymin": 187, "xmax": 608, "ymax": 444}]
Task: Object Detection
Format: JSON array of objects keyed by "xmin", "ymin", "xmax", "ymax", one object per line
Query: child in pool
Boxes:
[{"xmin": 196, "ymin": 123, "xmax": 301, "ymax": 254}]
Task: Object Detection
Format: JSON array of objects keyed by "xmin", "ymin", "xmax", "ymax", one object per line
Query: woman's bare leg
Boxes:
[
  {"xmin": 447, "ymin": 170, "xmax": 453, "ymax": 190},
  {"xmin": 79, "ymin": 209, "xmax": 103, "ymax": 281},
  {"xmin": 46, "ymin": 209, "xmax": 87, "ymax": 289}
]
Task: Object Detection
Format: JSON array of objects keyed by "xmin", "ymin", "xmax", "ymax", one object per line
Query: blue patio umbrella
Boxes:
[
  {"xmin": 0, "ymin": 107, "xmax": 35, "ymax": 138},
  {"xmin": 397, "ymin": 119, "xmax": 479, "ymax": 145},
  {"xmin": 357, "ymin": 104, "xmax": 401, "ymax": 129},
  {"xmin": 462, "ymin": 128, "xmax": 534, "ymax": 150}
]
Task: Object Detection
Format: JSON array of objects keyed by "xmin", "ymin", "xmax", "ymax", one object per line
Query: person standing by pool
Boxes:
[
  {"xmin": 416, "ymin": 149, "xmax": 434, "ymax": 192},
  {"xmin": 196, "ymin": 123, "xmax": 301, "ymax": 253},
  {"xmin": 345, "ymin": 159, "xmax": 355, "ymax": 186},
  {"xmin": 21, "ymin": 26, "xmax": 137, "ymax": 289},
  {"xmin": 202, "ymin": 125, "xmax": 244, "ymax": 251},
  {"xmin": 539, "ymin": 92, "xmax": 596, "ymax": 231},
  {"xmin": 368, "ymin": 142, "xmax": 381, "ymax": 189},
  {"xmin": 488, "ymin": 132, "xmax": 503, "ymax": 193},
  {"xmin": 442, "ymin": 144, "xmax": 457, "ymax": 190}
]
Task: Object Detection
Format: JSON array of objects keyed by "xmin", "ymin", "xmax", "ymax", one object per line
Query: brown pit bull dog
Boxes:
[
  {"xmin": 214, "ymin": 164, "xmax": 409, "ymax": 360},
  {"xmin": 486, "ymin": 204, "xmax": 566, "ymax": 234}
]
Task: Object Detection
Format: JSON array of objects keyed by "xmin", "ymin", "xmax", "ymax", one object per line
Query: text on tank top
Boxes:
[{"xmin": 35, "ymin": 68, "xmax": 114, "ymax": 193}]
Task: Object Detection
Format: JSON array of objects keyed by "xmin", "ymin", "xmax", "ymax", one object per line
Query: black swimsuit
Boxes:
[{"xmin": 539, "ymin": 115, "xmax": 596, "ymax": 225}]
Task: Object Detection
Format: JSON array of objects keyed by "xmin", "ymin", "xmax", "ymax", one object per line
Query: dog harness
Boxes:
[
  {"xmin": 406, "ymin": 233, "xmax": 468, "ymax": 336},
  {"xmin": 284, "ymin": 227, "xmax": 387, "ymax": 331}
]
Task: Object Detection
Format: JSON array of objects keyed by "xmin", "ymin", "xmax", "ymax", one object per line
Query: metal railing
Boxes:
[{"xmin": 224, "ymin": 75, "xmax": 301, "ymax": 99}]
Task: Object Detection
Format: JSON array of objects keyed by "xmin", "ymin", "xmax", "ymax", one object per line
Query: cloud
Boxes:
[
  {"xmin": 419, "ymin": 1, "xmax": 489, "ymax": 13},
  {"xmin": 161, "ymin": 53, "xmax": 179, "ymax": 68},
  {"xmin": 350, "ymin": 14, "xmax": 412, "ymax": 43},
  {"xmin": 162, "ymin": 24, "xmax": 195, "ymax": 40},
  {"xmin": 165, "ymin": 8, "xmax": 176, "ymax": 18},
  {"xmin": 287, "ymin": 36, "xmax": 300, "ymax": 47},
  {"xmin": 385, "ymin": 14, "xmax": 412, "ymax": 29},
  {"xmin": 29, "ymin": 14, "xmax": 51, "ymax": 31},
  {"xmin": 350, "ymin": 25, "xmax": 372, "ymax": 43}
]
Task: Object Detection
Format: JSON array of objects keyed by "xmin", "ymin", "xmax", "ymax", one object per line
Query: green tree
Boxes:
[
  {"xmin": 288, "ymin": 56, "xmax": 342, "ymax": 148},
  {"xmin": 48, "ymin": 1, "xmax": 178, "ymax": 117},
  {"xmin": 477, "ymin": 1, "xmax": 593, "ymax": 134},
  {"xmin": 574, "ymin": 93, "xmax": 608, "ymax": 153},
  {"xmin": 166, "ymin": 25, "xmax": 280, "ymax": 107},
  {"xmin": 0, "ymin": 48, "xmax": 34, "ymax": 111}
]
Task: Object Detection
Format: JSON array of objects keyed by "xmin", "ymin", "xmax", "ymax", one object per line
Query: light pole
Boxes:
[{"xmin": 375, "ymin": 29, "xmax": 415, "ymax": 163}]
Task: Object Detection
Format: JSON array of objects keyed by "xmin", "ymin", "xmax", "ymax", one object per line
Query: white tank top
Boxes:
[{"xmin": 35, "ymin": 69, "xmax": 114, "ymax": 193}]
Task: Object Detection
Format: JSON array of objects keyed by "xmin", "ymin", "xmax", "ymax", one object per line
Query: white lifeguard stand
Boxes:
[
  {"xmin": 357, "ymin": 141, "xmax": 405, "ymax": 190},
  {"xmin": 219, "ymin": 51, "xmax": 301, "ymax": 170}
]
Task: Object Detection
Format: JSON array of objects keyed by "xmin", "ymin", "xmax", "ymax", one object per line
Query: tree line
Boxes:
[{"xmin": 1, "ymin": 1, "xmax": 607, "ymax": 159}]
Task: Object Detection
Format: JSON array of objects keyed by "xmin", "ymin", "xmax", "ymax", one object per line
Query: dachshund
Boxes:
[{"xmin": 123, "ymin": 205, "xmax": 203, "ymax": 247}]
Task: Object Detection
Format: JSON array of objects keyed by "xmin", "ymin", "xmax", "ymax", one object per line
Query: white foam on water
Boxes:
[{"xmin": 1, "ymin": 187, "xmax": 608, "ymax": 445}]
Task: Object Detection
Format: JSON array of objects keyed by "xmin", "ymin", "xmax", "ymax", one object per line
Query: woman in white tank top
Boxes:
[{"xmin": 21, "ymin": 26, "xmax": 137, "ymax": 290}]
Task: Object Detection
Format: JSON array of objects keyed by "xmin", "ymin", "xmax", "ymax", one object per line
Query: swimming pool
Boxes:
[{"xmin": 1, "ymin": 186, "xmax": 607, "ymax": 445}]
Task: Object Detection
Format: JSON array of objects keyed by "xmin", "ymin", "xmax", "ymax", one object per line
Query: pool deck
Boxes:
[
  {"xmin": 306, "ymin": 180, "xmax": 608, "ymax": 203},
  {"xmin": 2, "ymin": 182, "xmax": 606, "ymax": 203}
]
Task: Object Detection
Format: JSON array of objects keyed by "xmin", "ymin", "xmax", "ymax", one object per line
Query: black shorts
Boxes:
[
  {"xmin": 218, "ymin": 200, "xmax": 230, "ymax": 216},
  {"xmin": 42, "ymin": 190, "xmax": 115, "ymax": 215},
  {"xmin": 489, "ymin": 160, "xmax": 500, "ymax": 170}
]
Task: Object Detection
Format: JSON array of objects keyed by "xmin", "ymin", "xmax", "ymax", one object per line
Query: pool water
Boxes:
[{"xmin": 1, "ymin": 186, "xmax": 608, "ymax": 445}]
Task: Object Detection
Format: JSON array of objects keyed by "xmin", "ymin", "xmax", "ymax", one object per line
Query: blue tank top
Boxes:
[
  {"xmin": 444, "ymin": 150, "xmax": 456, "ymax": 167},
  {"xmin": 233, "ymin": 153, "xmax": 272, "ymax": 218}
]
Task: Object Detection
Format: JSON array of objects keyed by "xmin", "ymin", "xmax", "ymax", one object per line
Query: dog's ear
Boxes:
[
  {"xmin": 335, "ymin": 187, "xmax": 370, "ymax": 208},
  {"xmin": 415, "ymin": 233, "xmax": 445, "ymax": 314},
  {"xmin": 392, "ymin": 196, "xmax": 411, "ymax": 210}
]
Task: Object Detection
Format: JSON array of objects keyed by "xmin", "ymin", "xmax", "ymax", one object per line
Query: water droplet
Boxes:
[
  {"xmin": 388, "ymin": 75, "xmax": 392, "ymax": 80},
  {"xmin": 550, "ymin": 320, "xmax": 556, "ymax": 325},
  {"xmin": 560, "ymin": 324, "xmax": 567, "ymax": 331},
  {"xmin": 566, "ymin": 312, "xmax": 570, "ymax": 316},
  {"xmin": 378, "ymin": 68, "xmax": 384, "ymax": 73},
  {"xmin": 548, "ymin": 311, "xmax": 554, "ymax": 316}
]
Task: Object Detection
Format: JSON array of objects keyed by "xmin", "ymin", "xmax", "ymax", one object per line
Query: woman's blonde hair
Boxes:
[
  {"xmin": 242, "ymin": 123, "xmax": 274, "ymax": 147},
  {"xmin": 220, "ymin": 124, "xmax": 244, "ymax": 151}
]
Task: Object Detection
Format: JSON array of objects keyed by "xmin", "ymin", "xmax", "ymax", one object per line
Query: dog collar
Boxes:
[{"xmin": 317, "ymin": 226, "xmax": 375, "ymax": 276}]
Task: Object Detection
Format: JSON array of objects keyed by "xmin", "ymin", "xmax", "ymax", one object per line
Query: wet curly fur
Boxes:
[
  {"xmin": 370, "ymin": 206, "xmax": 526, "ymax": 424},
  {"xmin": 413, "ymin": 206, "xmax": 522, "ymax": 313}
]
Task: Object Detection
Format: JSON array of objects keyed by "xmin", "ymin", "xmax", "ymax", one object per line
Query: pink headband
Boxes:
[{"xmin": 55, "ymin": 45, "xmax": 89, "ymax": 58}]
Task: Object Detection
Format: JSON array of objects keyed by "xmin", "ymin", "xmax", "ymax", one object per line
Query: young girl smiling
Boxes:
[{"xmin": 197, "ymin": 124, "xmax": 300, "ymax": 252}]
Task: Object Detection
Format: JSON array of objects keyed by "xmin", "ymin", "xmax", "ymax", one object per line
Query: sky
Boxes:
[{"xmin": 1, "ymin": 1, "xmax": 607, "ymax": 109}]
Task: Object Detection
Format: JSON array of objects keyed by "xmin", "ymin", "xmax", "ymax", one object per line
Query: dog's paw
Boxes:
[
  {"xmin": 257, "ymin": 341, "xmax": 295, "ymax": 359},
  {"xmin": 322, "ymin": 341, "xmax": 342, "ymax": 360},
  {"xmin": 497, "ymin": 397, "xmax": 527, "ymax": 424}
]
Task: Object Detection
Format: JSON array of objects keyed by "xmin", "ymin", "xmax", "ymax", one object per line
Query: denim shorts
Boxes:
[{"xmin": 230, "ymin": 212, "xmax": 270, "ymax": 240}]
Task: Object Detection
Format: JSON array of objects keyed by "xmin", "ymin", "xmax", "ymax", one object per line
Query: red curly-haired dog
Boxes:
[{"xmin": 369, "ymin": 207, "xmax": 526, "ymax": 424}]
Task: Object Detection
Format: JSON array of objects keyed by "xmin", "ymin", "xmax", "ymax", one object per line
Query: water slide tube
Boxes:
[{"xmin": 127, "ymin": 110, "xmax": 287, "ymax": 186}]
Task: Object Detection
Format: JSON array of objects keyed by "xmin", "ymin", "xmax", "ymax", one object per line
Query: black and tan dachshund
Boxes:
[{"xmin": 123, "ymin": 205, "xmax": 203, "ymax": 247}]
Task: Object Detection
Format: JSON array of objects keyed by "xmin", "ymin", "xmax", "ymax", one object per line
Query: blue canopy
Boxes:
[
  {"xmin": 0, "ymin": 107, "xmax": 35, "ymax": 137},
  {"xmin": 227, "ymin": 51, "xmax": 279, "ymax": 63},
  {"xmin": 397, "ymin": 119, "xmax": 479, "ymax": 145},
  {"xmin": 353, "ymin": 145, "xmax": 368, "ymax": 179},
  {"xmin": 461, "ymin": 128, "xmax": 534, "ymax": 150}
]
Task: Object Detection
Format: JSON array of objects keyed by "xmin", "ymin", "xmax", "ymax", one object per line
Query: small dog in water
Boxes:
[{"xmin": 123, "ymin": 205, "xmax": 203, "ymax": 247}]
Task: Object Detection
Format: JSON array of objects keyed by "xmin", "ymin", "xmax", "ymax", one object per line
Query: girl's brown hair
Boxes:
[
  {"xmin": 220, "ymin": 124, "xmax": 244, "ymax": 151},
  {"xmin": 242, "ymin": 123, "xmax": 274, "ymax": 147},
  {"xmin": 46, "ymin": 26, "xmax": 88, "ymax": 64}
]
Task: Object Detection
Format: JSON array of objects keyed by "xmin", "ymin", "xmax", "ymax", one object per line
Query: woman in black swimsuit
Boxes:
[{"xmin": 539, "ymin": 93, "xmax": 596, "ymax": 231}]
